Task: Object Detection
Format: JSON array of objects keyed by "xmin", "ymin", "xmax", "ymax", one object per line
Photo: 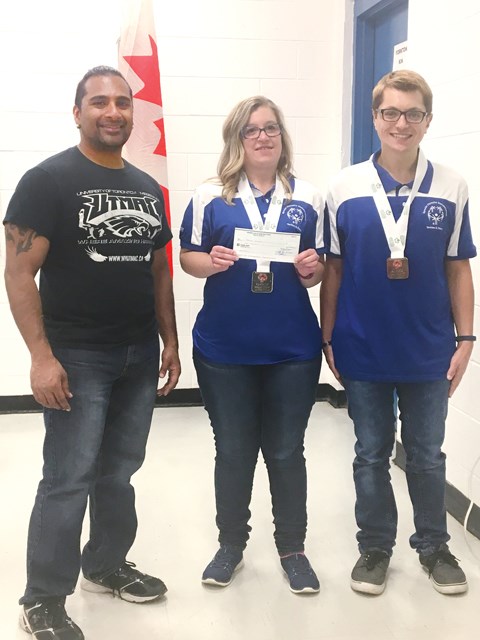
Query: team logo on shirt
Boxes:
[
  {"xmin": 423, "ymin": 201, "xmax": 447, "ymax": 231},
  {"xmin": 77, "ymin": 190, "xmax": 163, "ymax": 263},
  {"xmin": 283, "ymin": 204, "xmax": 306, "ymax": 231}
]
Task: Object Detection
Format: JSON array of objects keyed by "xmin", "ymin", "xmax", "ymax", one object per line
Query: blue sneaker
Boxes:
[
  {"xmin": 202, "ymin": 545, "xmax": 244, "ymax": 586},
  {"xmin": 280, "ymin": 553, "xmax": 320, "ymax": 594}
]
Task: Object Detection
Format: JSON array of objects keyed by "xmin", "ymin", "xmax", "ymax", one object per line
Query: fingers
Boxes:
[
  {"xmin": 210, "ymin": 246, "xmax": 238, "ymax": 271},
  {"xmin": 294, "ymin": 249, "xmax": 319, "ymax": 277},
  {"xmin": 33, "ymin": 386, "xmax": 72, "ymax": 411},
  {"xmin": 31, "ymin": 359, "xmax": 72, "ymax": 411},
  {"xmin": 323, "ymin": 346, "xmax": 342, "ymax": 381},
  {"xmin": 157, "ymin": 369, "xmax": 180, "ymax": 396},
  {"xmin": 157, "ymin": 351, "xmax": 181, "ymax": 397},
  {"xmin": 446, "ymin": 346, "xmax": 471, "ymax": 397}
]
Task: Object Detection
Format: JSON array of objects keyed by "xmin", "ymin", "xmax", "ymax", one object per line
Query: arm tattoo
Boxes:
[{"xmin": 5, "ymin": 223, "xmax": 38, "ymax": 256}]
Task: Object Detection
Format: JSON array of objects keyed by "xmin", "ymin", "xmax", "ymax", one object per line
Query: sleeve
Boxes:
[
  {"xmin": 325, "ymin": 187, "xmax": 342, "ymax": 257},
  {"xmin": 446, "ymin": 181, "xmax": 476, "ymax": 259},
  {"xmin": 179, "ymin": 187, "xmax": 214, "ymax": 252},
  {"xmin": 3, "ymin": 167, "xmax": 61, "ymax": 239}
]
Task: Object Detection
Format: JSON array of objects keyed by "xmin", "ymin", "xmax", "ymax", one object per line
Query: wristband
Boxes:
[
  {"xmin": 322, "ymin": 340, "xmax": 332, "ymax": 348},
  {"xmin": 455, "ymin": 335, "xmax": 476, "ymax": 342}
]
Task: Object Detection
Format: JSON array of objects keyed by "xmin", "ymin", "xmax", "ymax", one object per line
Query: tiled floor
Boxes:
[{"xmin": 1, "ymin": 402, "xmax": 479, "ymax": 640}]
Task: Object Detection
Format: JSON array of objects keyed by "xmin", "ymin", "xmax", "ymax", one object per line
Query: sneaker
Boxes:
[
  {"xmin": 81, "ymin": 560, "xmax": 167, "ymax": 603},
  {"xmin": 351, "ymin": 550, "xmax": 390, "ymax": 595},
  {"xmin": 20, "ymin": 598, "xmax": 84, "ymax": 639},
  {"xmin": 280, "ymin": 553, "xmax": 320, "ymax": 594},
  {"xmin": 419, "ymin": 544, "xmax": 468, "ymax": 595},
  {"xmin": 201, "ymin": 545, "xmax": 244, "ymax": 586}
]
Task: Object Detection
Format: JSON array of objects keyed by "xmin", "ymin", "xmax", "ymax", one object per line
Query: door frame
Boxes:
[{"xmin": 352, "ymin": 0, "xmax": 408, "ymax": 163}]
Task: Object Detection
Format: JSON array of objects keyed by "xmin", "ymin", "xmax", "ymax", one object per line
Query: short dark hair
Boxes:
[{"xmin": 74, "ymin": 66, "xmax": 132, "ymax": 108}]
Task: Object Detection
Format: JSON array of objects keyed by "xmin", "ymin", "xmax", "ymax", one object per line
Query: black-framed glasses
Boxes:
[
  {"xmin": 241, "ymin": 123, "xmax": 282, "ymax": 139},
  {"xmin": 376, "ymin": 108, "xmax": 429, "ymax": 124}
]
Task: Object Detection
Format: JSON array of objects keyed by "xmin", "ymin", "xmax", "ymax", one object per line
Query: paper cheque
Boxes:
[{"xmin": 233, "ymin": 228, "xmax": 300, "ymax": 263}]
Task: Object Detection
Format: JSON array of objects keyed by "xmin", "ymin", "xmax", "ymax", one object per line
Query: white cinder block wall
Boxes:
[
  {"xmin": 1, "ymin": 0, "xmax": 479, "ymax": 504},
  {"xmin": 408, "ymin": 0, "xmax": 480, "ymax": 507}
]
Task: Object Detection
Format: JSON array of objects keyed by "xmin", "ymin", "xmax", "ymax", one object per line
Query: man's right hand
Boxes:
[
  {"xmin": 323, "ymin": 343, "xmax": 342, "ymax": 383},
  {"xmin": 31, "ymin": 355, "xmax": 73, "ymax": 411}
]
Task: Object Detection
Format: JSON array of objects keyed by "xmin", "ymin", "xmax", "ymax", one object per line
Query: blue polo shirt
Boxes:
[
  {"xmin": 325, "ymin": 151, "xmax": 476, "ymax": 381},
  {"xmin": 180, "ymin": 178, "xmax": 324, "ymax": 364}
]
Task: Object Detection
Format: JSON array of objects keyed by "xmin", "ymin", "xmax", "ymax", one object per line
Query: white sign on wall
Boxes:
[{"xmin": 393, "ymin": 41, "xmax": 408, "ymax": 69}]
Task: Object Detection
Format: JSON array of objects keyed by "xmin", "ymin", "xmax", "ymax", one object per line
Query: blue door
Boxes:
[{"xmin": 352, "ymin": 0, "xmax": 409, "ymax": 163}]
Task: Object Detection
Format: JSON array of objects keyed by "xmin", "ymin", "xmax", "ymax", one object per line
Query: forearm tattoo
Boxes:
[{"xmin": 5, "ymin": 223, "xmax": 38, "ymax": 255}]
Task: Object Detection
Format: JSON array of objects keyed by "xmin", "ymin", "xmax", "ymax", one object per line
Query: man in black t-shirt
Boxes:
[{"xmin": 4, "ymin": 66, "xmax": 180, "ymax": 640}]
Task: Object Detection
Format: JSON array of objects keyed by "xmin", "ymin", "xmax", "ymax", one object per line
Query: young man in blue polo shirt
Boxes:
[{"xmin": 321, "ymin": 70, "xmax": 476, "ymax": 595}]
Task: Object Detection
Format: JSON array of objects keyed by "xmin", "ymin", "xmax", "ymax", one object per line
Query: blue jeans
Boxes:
[
  {"xmin": 343, "ymin": 378, "xmax": 451, "ymax": 557},
  {"xmin": 194, "ymin": 351, "xmax": 321, "ymax": 554},
  {"xmin": 21, "ymin": 337, "xmax": 160, "ymax": 604}
]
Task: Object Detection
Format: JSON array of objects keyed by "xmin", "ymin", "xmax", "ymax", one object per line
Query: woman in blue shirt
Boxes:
[{"xmin": 180, "ymin": 96, "xmax": 325, "ymax": 593}]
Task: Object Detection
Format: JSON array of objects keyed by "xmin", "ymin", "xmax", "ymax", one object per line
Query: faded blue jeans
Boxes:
[
  {"xmin": 343, "ymin": 378, "xmax": 451, "ymax": 557},
  {"xmin": 21, "ymin": 337, "xmax": 160, "ymax": 604},
  {"xmin": 194, "ymin": 350, "xmax": 321, "ymax": 554}
]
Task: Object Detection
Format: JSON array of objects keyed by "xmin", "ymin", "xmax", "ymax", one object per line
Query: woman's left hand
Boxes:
[{"xmin": 294, "ymin": 248, "xmax": 319, "ymax": 278}]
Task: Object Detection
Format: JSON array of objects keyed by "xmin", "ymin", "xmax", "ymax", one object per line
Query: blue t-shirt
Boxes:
[
  {"xmin": 325, "ymin": 152, "xmax": 476, "ymax": 381},
  {"xmin": 180, "ymin": 178, "xmax": 325, "ymax": 364}
]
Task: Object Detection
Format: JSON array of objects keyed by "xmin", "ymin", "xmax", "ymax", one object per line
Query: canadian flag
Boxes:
[{"xmin": 118, "ymin": 0, "xmax": 173, "ymax": 273}]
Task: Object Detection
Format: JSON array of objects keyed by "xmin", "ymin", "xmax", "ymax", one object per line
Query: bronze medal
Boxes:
[
  {"xmin": 251, "ymin": 271, "xmax": 273, "ymax": 293},
  {"xmin": 387, "ymin": 257, "xmax": 409, "ymax": 279}
]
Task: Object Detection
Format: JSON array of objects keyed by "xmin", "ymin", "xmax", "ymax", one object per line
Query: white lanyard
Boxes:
[
  {"xmin": 368, "ymin": 150, "xmax": 428, "ymax": 259},
  {"xmin": 237, "ymin": 172, "xmax": 285, "ymax": 272}
]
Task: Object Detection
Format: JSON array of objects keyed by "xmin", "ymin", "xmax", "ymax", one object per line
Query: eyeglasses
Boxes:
[
  {"xmin": 376, "ymin": 108, "xmax": 429, "ymax": 124},
  {"xmin": 241, "ymin": 123, "xmax": 282, "ymax": 139}
]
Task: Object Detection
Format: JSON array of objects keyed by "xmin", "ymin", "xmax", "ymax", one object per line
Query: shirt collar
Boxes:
[{"xmin": 372, "ymin": 150, "xmax": 413, "ymax": 193}]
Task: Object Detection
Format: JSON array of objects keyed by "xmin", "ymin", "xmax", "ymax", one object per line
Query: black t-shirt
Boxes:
[{"xmin": 4, "ymin": 146, "xmax": 173, "ymax": 347}]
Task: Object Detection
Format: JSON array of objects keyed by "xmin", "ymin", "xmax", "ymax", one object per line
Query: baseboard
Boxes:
[
  {"xmin": 3, "ymin": 388, "xmax": 477, "ymax": 540},
  {"xmin": 0, "ymin": 383, "xmax": 348, "ymax": 413},
  {"xmin": 394, "ymin": 441, "xmax": 480, "ymax": 539}
]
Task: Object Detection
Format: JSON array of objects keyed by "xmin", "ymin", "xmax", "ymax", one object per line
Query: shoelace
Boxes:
[
  {"xmin": 92, "ymin": 561, "xmax": 144, "ymax": 600},
  {"xmin": 115, "ymin": 560, "xmax": 139, "ymax": 577},
  {"xmin": 283, "ymin": 554, "xmax": 313, "ymax": 575},
  {"xmin": 211, "ymin": 549, "xmax": 240, "ymax": 569},
  {"xmin": 424, "ymin": 549, "xmax": 460, "ymax": 575},
  {"xmin": 363, "ymin": 551, "xmax": 388, "ymax": 571},
  {"xmin": 30, "ymin": 601, "xmax": 74, "ymax": 629}
]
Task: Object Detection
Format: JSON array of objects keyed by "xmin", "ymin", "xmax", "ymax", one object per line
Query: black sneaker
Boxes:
[
  {"xmin": 280, "ymin": 553, "xmax": 320, "ymax": 594},
  {"xmin": 419, "ymin": 544, "xmax": 468, "ymax": 594},
  {"xmin": 20, "ymin": 598, "xmax": 84, "ymax": 639},
  {"xmin": 351, "ymin": 549, "xmax": 390, "ymax": 595},
  {"xmin": 81, "ymin": 561, "xmax": 167, "ymax": 603},
  {"xmin": 201, "ymin": 545, "xmax": 244, "ymax": 586}
]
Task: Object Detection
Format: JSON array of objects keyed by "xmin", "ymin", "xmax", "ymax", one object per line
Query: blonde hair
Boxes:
[
  {"xmin": 372, "ymin": 69, "xmax": 433, "ymax": 113},
  {"xmin": 217, "ymin": 96, "xmax": 294, "ymax": 204}
]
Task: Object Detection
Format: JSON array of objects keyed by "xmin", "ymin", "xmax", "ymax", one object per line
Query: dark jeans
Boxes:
[
  {"xmin": 21, "ymin": 337, "xmax": 160, "ymax": 604},
  {"xmin": 343, "ymin": 378, "xmax": 451, "ymax": 557},
  {"xmin": 194, "ymin": 351, "xmax": 321, "ymax": 554}
]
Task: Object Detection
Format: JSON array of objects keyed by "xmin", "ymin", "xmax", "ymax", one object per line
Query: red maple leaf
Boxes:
[
  {"xmin": 123, "ymin": 35, "xmax": 166, "ymax": 156},
  {"xmin": 153, "ymin": 117, "xmax": 167, "ymax": 156},
  {"xmin": 123, "ymin": 35, "xmax": 163, "ymax": 107}
]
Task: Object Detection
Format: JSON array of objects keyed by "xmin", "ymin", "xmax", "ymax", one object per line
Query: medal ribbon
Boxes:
[
  {"xmin": 237, "ymin": 172, "xmax": 285, "ymax": 272},
  {"xmin": 368, "ymin": 149, "xmax": 428, "ymax": 259}
]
